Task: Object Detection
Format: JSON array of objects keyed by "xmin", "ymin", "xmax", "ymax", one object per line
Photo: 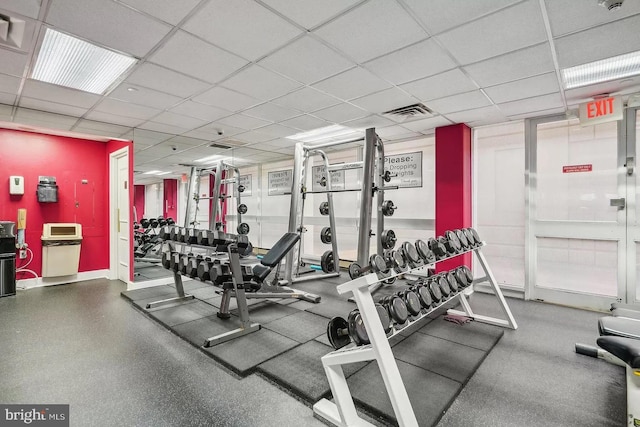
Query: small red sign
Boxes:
[{"xmin": 562, "ymin": 164, "xmax": 592, "ymax": 173}]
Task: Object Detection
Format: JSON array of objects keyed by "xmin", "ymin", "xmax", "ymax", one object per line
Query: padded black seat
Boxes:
[
  {"xmin": 613, "ymin": 308, "xmax": 640, "ymax": 321},
  {"xmin": 597, "ymin": 336, "xmax": 640, "ymax": 369},
  {"xmin": 253, "ymin": 265, "xmax": 271, "ymax": 283},
  {"xmin": 252, "ymin": 233, "xmax": 300, "ymax": 283},
  {"xmin": 598, "ymin": 316, "xmax": 640, "ymax": 340}
]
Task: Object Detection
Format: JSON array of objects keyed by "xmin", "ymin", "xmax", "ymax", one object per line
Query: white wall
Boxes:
[{"xmin": 144, "ymin": 182, "xmax": 164, "ymax": 219}]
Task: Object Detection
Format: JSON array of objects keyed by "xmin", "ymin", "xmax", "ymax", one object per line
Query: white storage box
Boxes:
[{"xmin": 41, "ymin": 223, "xmax": 82, "ymax": 277}]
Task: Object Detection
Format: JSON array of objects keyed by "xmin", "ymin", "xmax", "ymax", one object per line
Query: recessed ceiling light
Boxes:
[
  {"xmin": 143, "ymin": 170, "xmax": 161, "ymax": 175},
  {"xmin": 286, "ymin": 125, "xmax": 362, "ymax": 144},
  {"xmin": 561, "ymin": 50, "xmax": 640, "ymax": 89},
  {"xmin": 30, "ymin": 28, "xmax": 137, "ymax": 94}
]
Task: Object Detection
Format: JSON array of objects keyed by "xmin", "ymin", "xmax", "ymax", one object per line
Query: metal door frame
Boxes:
[{"xmin": 625, "ymin": 106, "xmax": 640, "ymax": 304}]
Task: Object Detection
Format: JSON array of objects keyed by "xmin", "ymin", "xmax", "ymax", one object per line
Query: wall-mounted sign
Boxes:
[
  {"xmin": 562, "ymin": 164, "xmax": 592, "ymax": 173},
  {"xmin": 238, "ymin": 174, "xmax": 252, "ymax": 196},
  {"xmin": 384, "ymin": 151, "xmax": 422, "ymax": 188},
  {"xmin": 312, "ymin": 165, "xmax": 345, "ymax": 191},
  {"xmin": 268, "ymin": 169, "xmax": 293, "ymax": 195},
  {"xmin": 579, "ymin": 96, "xmax": 623, "ymax": 126}
]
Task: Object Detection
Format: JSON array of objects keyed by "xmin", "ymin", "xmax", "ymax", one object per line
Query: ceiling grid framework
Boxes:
[{"xmin": 0, "ymin": 0, "xmax": 636, "ymax": 180}]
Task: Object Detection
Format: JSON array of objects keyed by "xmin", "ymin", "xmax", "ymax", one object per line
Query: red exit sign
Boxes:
[
  {"xmin": 579, "ymin": 96, "xmax": 622, "ymax": 126},
  {"xmin": 563, "ymin": 164, "xmax": 592, "ymax": 173}
]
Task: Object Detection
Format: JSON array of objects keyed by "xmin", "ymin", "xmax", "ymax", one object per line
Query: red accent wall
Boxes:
[
  {"xmin": 435, "ymin": 124, "xmax": 472, "ymax": 271},
  {"xmin": 0, "ymin": 128, "xmax": 109, "ymax": 279},
  {"xmin": 133, "ymin": 185, "xmax": 145, "ymax": 222},
  {"xmin": 163, "ymin": 179, "xmax": 177, "ymax": 221}
]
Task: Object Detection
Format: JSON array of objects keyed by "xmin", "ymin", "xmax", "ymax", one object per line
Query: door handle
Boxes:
[
  {"xmin": 625, "ymin": 157, "xmax": 635, "ymax": 176},
  {"xmin": 609, "ymin": 198, "xmax": 625, "ymax": 209}
]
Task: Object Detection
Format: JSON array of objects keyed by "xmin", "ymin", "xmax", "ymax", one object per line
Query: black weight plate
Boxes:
[
  {"xmin": 239, "ymin": 241, "xmax": 253, "ymax": 258},
  {"xmin": 321, "ymin": 250, "xmax": 335, "ymax": 273},
  {"xmin": 237, "ymin": 203, "xmax": 248, "ymax": 214},
  {"xmin": 402, "ymin": 241, "xmax": 421, "ymax": 265},
  {"xmin": 237, "ymin": 184, "xmax": 245, "ymax": 193},
  {"xmin": 149, "ymin": 219, "xmax": 159, "ymax": 228},
  {"xmin": 455, "ymin": 268, "xmax": 469, "ymax": 288},
  {"xmin": 456, "ymin": 229, "xmax": 469, "ymax": 248},
  {"xmin": 327, "ymin": 317, "xmax": 351, "ymax": 350},
  {"xmin": 319, "ymin": 202, "xmax": 330, "ymax": 216},
  {"xmin": 428, "ymin": 280, "xmax": 442, "ymax": 303},
  {"xmin": 438, "ymin": 276, "xmax": 451, "ymax": 298},
  {"xmin": 348, "ymin": 310, "xmax": 369, "ymax": 346},
  {"xmin": 348, "ymin": 262, "xmax": 362, "ymax": 280},
  {"xmin": 446, "ymin": 271, "xmax": 459, "ymax": 293},
  {"xmin": 460, "ymin": 265, "xmax": 473, "ymax": 283},
  {"xmin": 403, "ymin": 290, "xmax": 421, "ymax": 316},
  {"xmin": 415, "ymin": 285, "xmax": 433, "ymax": 309},
  {"xmin": 371, "ymin": 254, "xmax": 388, "ymax": 274},
  {"xmin": 166, "ymin": 218, "xmax": 175, "ymax": 225},
  {"xmin": 320, "ymin": 227, "xmax": 332, "ymax": 244},
  {"xmin": 388, "ymin": 296, "xmax": 408, "ymax": 324},
  {"xmin": 470, "ymin": 228, "xmax": 481, "ymax": 245},
  {"xmin": 140, "ymin": 218, "xmax": 150, "ymax": 228},
  {"xmin": 237, "ymin": 223, "xmax": 250, "ymax": 235},
  {"xmin": 375, "ymin": 303, "xmax": 392, "ymax": 334},
  {"xmin": 445, "ymin": 230, "xmax": 461, "ymax": 251},
  {"xmin": 382, "ymin": 200, "xmax": 396, "ymax": 217},
  {"xmin": 381, "ymin": 229, "xmax": 397, "ymax": 250}
]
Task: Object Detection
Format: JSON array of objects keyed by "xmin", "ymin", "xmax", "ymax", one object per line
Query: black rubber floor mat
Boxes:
[
  {"xmin": 392, "ymin": 333, "xmax": 488, "ymax": 384},
  {"xmin": 205, "ymin": 328, "xmax": 298, "ymax": 375},
  {"xmin": 263, "ymin": 311, "xmax": 329, "ymax": 343},
  {"xmin": 419, "ymin": 317, "xmax": 504, "ymax": 351},
  {"xmin": 348, "ymin": 359, "xmax": 461, "ymax": 427},
  {"xmin": 259, "ymin": 340, "xmax": 368, "ymax": 402},
  {"xmin": 188, "ymin": 286, "xmax": 219, "ymax": 300},
  {"xmin": 121, "ymin": 285, "xmax": 175, "ymax": 301},
  {"xmin": 230, "ymin": 301, "xmax": 299, "ymax": 324},
  {"xmin": 172, "ymin": 315, "xmax": 243, "ymax": 348},
  {"xmin": 306, "ymin": 297, "xmax": 356, "ymax": 319},
  {"xmin": 149, "ymin": 300, "xmax": 219, "ymax": 327}
]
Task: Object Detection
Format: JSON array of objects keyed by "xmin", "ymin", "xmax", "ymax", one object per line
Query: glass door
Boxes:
[{"xmin": 525, "ymin": 112, "xmax": 630, "ymax": 311}]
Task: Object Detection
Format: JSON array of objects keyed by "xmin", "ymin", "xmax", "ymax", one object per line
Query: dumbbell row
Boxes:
[
  {"xmin": 158, "ymin": 226, "xmax": 252, "ymax": 248},
  {"xmin": 328, "ymin": 265, "xmax": 474, "ymax": 350},
  {"xmin": 137, "ymin": 217, "xmax": 176, "ymax": 229}
]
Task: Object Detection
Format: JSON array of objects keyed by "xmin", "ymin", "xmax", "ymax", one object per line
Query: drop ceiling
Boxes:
[{"xmin": 0, "ymin": 0, "xmax": 639, "ymax": 185}]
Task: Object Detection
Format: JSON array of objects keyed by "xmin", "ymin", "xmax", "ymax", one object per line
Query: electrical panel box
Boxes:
[
  {"xmin": 37, "ymin": 176, "xmax": 58, "ymax": 203},
  {"xmin": 9, "ymin": 176, "xmax": 24, "ymax": 195}
]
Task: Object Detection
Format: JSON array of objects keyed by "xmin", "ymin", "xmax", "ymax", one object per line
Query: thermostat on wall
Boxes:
[{"xmin": 9, "ymin": 176, "xmax": 24, "ymax": 195}]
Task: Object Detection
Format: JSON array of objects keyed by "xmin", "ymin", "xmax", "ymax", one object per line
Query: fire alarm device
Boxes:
[{"xmin": 9, "ymin": 176, "xmax": 24, "ymax": 195}]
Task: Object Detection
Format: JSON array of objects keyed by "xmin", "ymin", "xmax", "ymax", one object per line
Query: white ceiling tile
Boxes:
[
  {"xmin": 94, "ymin": 98, "xmax": 162, "ymax": 120},
  {"xmin": 125, "ymin": 63, "xmax": 211, "ymax": 98},
  {"xmin": 132, "ymin": 129, "xmax": 173, "ymax": 144},
  {"xmin": 437, "ymin": 0, "xmax": 547, "ymax": 65},
  {"xmin": 484, "ymin": 72, "xmax": 559, "ymax": 104},
  {"xmin": 0, "ymin": 73, "xmax": 21, "ymax": 94},
  {"xmin": 183, "ymin": 0, "xmax": 302, "ymax": 61},
  {"xmin": 350, "ymin": 88, "xmax": 418, "ymax": 114},
  {"xmin": 463, "ymin": 43, "xmax": 555, "ymax": 87},
  {"xmin": 497, "ymin": 93, "xmax": 564, "ymax": 116},
  {"xmin": 149, "ymin": 30, "xmax": 248, "ymax": 84},
  {"xmin": 273, "ymin": 87, "xmax": 340, "ymax": 112},
  {"xmin": 150, "ymin": 111, "xmax": 208, "ymax": 130},
  {"xmin": 0, "ymin": 48, "xmax": 28, "ymax": 77},
  {"xmin": 233, "ymin": 131, "xmax": 276, "ymax": 144},
  {"xmin": 507, "ymin": 106, "xmax": 565, "ymax": 120},
  {"xmin": 404, "ymin": 0, "xmax": 520, "ymax": 35},
  {"xmin": 109, "ymin": 84, "xmax": 182, "ymax": 110},
  {"xmin": 217, "ymin": 113, "xmax": 272, "ymax": 130},
  {"xmin": 0, "ymin": 92, "xmax": 16, "ymax": 105},
  {"xmin": 400, "ymin": 68, "xmax": 478, "ymax": 102},
  {"xmin": 73, "ymin": 126, "xmax": 127, "ymax": 138},
  {"xmin": 312, "ymin": 67, "xmax": 392, "ymax": 101},
  {"xmin": 242, "ymin": 103, "xmax": 300, "ymax": 122},
  {"xmin": 280, "ymin": 114, "xmax": 329, "ymax": 131},
  {"xmin": 342, "ymin": 115, "xmax": 396, "ymax": 129},
  {"xmin": 197, "ymin": 122, "xmax": 246, "ymax": 138},
  {"xmin": 554, "ymin": 15, "xmax": 640, "ymax": 68},
  {"xmin": 22, "ymin": 80, "xmax": 101, "ymax": 108},
  {"xmin": 47, "ymin": 0, "xmax": 171, "ymax": 57},
  {"xmin": 192, "ymin": 87, "xmax": 261, "ymax": 112},
  {"xmin": 221, "ymin": 65, "xmax": 301, "ymax": 101},
  {"xmin": 165, "ymin": 135, "xmax": 210, "ymax": 146},
  {"xmin": 14, "ymin": 109, "xmax": 78, "ymax": 129},
  {"xmin": 401, "ymin": 115, "xmax": 453, "ymax": 132},
  {"xmin": 314, "ymin": 0, "xmax": 427, "ymax": 63},
  {"xmin": 0, "ymin": 0, "xmax": 41, "ymax": 18},
  {"xmin": 364, "ymin": 38, "xmax": 456, "ymax": 85},
  {"xmin": 18, "ymin": 97, "xmax": 87, "ymax": 117},
  {"xmin": 116, "ymin": 0, "xmax": 201, "ymax": 25},
  {"xmin": 169, "ymin": 101, "xmax": 231, "ymax": 122},
  {"xmin": 375, "ymin": 124, "xmax": 416, "ymax": 138},
  {"xmin": 259, "ymin": 35, "xmax": 355, "ymax": 84},
  {"xmin": 253, "ymin": 123, "xmax": 298, "ymax": 138},
  {"xmin": 545, "ymin": 0, "xmax": 640, "ymax": 37},
  {"xmin": 427, "ymin": 90, "xmax": 492, "ymax": 115},
  {"xmin": 85, "ymin": 110, "xmax": 146, "ymax": 127},
  {"xmin": 312, "ymin": 103, "xmax": 368, "ymax": 123},
  {"xmin": 261, "ymin": 0, "xmax": 361, "ymax": 29},
  {"xmin": 138, "ymin": 121, "xmax": 190, "ymax": 135},
  {"xmin": 259, "ymin": 138, "xmax": 297, "ymax": 149},
  {"xmin": 564, "ymin": 78, "xmax": 640, "ymax": 106},
  {"xmin": 74, "ymin": 119, "xmax": 130, "ymax": 135},
  {"xmin": 444, "ymin": 105, "xmax": 506, "ymax": 125}
]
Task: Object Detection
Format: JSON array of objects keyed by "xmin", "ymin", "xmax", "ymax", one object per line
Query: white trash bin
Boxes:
[{"xmin": 41, "ymin": 223, "xmax": 82, "ymax": 277}]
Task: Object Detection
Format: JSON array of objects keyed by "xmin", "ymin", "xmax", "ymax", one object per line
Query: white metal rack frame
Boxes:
[{"xmin": 313, "ymin": 243, "xmax": 517, "ymax": 427}]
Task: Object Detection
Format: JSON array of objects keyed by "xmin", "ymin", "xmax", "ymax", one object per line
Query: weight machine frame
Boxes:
[{"xmin": 313, "ymin": 243, "xmax": 517, "ymax": 427}]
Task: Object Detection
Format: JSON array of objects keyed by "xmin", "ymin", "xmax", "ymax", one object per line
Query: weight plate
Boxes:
[
  {"xmin": 321, "ymin": 250, "xmax": 335, "ymax": 273},
  {"xmin": 382, "ymin": 170, "xmax": 392, "ymax": 183},
  {"xmin": 381, "ymin": 229, "xmax": 397, "ymax": 250},
  {"xmin": 239, "ymin": 241, "xmax": 253, "ymax": 258},
  {"xmin": 327, "ymin": 317, "xmax": 351, "ymax": 350},
  {"xmin": 388, "ymin": 296, "xmax": 409, "ymax": 324},
  {"xmin": 237, "ymin": 222, "xmax": 250, "ymax": 235},
  {"xmin": 445, "ymin": 230, "xmax": 461, "ymax": 251},
  {"xmin": 375, "ymin": 303, "xmax": 392, "ymax": 334},
  {"xmin": 446, "ymin": 271, "xmax": 459, "ymax": 293},
  {"xmin": 391, "ymin": 250, "xmax": 407, "ymax": 273},
  {"xmin": 320, "ymin": 227, "xmax": 332, "ymax": 244},
  {"xmin": 428, "ymin": 237, "xmax": 447, "ymax": 258},
  {"xmin": 456, "ymin": 229, "xmax": 469, "ymax": 248},
  {"xmin": 415, "ymin": 285, "xmax": 433, "ymax": 309},
  {"xmin": 348, "ymin": 262, "xmax": 362, "ymax": 280},
  {"xmin": 438, "ymin": 276, "xmax": 451, "ymax": 298},
  {"xmin": 348, "ymin": 310, "xmax": 369, "ymax": 346},
  {"xmin": 402, "ymin": 241, "xmax": 421, "ymax": 265},
  {"xmin": 237, "ymin": 203, "xmax": 248, "ymax": 214},
  {"xmin": 382, "ymin": 200, "xmax": 396, "ymax": 217},
  {"xmin": 371, "ymin": 254, "xmax": 388, "ymax": 274},
  {"xmin": 319, "ymin": 202, "xmax": 330, "ymax": 216},
  {"xmin": 403, "ymin": 290, "xmax": 421, "ymax": 316},
  {"xmin": 428, "ymin": 279, "xmax": 442, "ymax": 303},
  {"xmin": 455, "ymin": 268, "xmax": 468, "ymax": 288},
  {"xmin": 237, "ymin": 184, "xmax": 245, "ymax": 193},
  {"xmin": 470, "ymin": 228, "xmax": 481, "ymax": 245}
]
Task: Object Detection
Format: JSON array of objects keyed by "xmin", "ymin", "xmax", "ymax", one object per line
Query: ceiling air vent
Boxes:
[
  {"xmin": 0, "ymin": 13, "xmax": 26, "ymax": 49},
  {"xmin": 209, "ymin": 142, "xmax": 231, "ymax": 149},
  {"xmin": 383, "ymin": 103, "xmax": 433, "ymax": 121}
]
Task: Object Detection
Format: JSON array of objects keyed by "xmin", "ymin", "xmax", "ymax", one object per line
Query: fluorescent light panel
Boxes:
[
  {"xmin": 31, "ymin": 28, "xmax": 137, "ymax": 94},
  {"xmin": 561, "ymin": 50, "xmax": 640, "ymax": 89},
  {"xmin": 286, "ymin": 125, "xmax": 362, "ymax": 144},
  {"xmin": 195, "ymin": 155, "xmax": 224, "ymax": 163},
  {"xmin": 143, "ymin": 170, "xmax": 161, "ymax": 175}
]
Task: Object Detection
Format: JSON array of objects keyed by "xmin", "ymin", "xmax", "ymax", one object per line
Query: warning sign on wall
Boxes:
[{"xmin": 562, "ymin": 164, "xmax": 592, "ymax": 173}]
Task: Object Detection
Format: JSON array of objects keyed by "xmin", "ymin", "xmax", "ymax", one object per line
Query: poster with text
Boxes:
[
  {"xmin": 238, "ymin": 174, "xmax": 252, "ymax": 196},
  {"xmin": 268, "ymin": 169, "xmax": 293, "ymax": 195},
  {"xmin": 311, "ymin": 165, "xmax": 345, "ymax": 191},
  {"xmin": 384, "ymin": 151, "xmax": 422, "ymax": 188}
]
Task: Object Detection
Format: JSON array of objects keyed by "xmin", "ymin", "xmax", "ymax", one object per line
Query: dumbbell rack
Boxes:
[{"xmin": 313, "ymin": 243, "xmax": 517, "ymax": 427}]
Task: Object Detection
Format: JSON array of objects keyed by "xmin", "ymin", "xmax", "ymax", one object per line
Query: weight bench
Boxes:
[
  {"xmin": 612, "ymin": 308, "xmax": 640, "ymax": 321},
  {"xmin": 598, "ymin": 316, "xmax": 640, "ymax": 340}
]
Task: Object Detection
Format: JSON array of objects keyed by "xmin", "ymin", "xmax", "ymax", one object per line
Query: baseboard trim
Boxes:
[{"xmin": 17, "ymin": 269, "xmax": 110, "ymax": 290}]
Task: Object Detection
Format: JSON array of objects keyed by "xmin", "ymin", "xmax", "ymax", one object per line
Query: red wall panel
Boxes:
[
  {"xmin": 134, "ymin": 185, "xmax": 145, "ymax": 222},
  {"xmin": 163, "ymin": 179, "xmax": 177, "ymax": 221}
]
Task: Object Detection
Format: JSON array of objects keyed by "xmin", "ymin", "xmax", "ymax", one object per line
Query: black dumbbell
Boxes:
[
  {"xmin": 348, "ymin": 254, "xmax": 389, "ymax": 279},
  {"xmin": 169, "ymin": 252, "xmax": 181, "ymax": 272},
  {"xmin": 458, "ymin": 265, "xmax": 473, "ymax": 286},
  {"xmin": 435, "ymin": 274, "xmax": 451, "ymax": 299},
  {"xmin": 161, "ymin": 251, "xmax": 173, "ymax": 269},
  {"xmin": 401, "ymin": 241, "xmax": 422, "ymax": 268},
  {"xmin": 149, "ymin": 218, "xmax": 160, "ymax": 228},
  {"xmin": 379, "ymin": 295, "xmax": 409, "ymax": 325},
  {"xmin": 158, "ymin": 225, "xmax": 172, "ymax": 240},
  {"xmin": 426, "ymin": 278, "xmax": 443, "ymax": 304},
  {"xmin": 178, "ymin": 253, "xmax": 194, "ymax": 274},
  {"xmin": 196, "ymin": 230, "xmax": 211, "ymax": 246},
  {"xmin": 184, "ymin": 228, "xmax": 198, "ymax": 244},
  {"xmin": 326, "ymin": 304, "xmax": 392, "ymax": 350},
  {"xmin": 185, "ymin": 255, "xmax": 206, "ymax": 278},
  {"xmin": 428, "ymin": 237, "xmax": 447, "ymax": 259},
  {"xmin": 443, "ymin": 231, "xmax": 461, "ymax": 253},
  {"xmin": 197, "ymin": 260, "xmax": 221, "ymax": 282},
  {"xmin": 169, "ymin": 226, "xmax": 181, "ymax": 241},
  {"xmin": 455, "ymin": 229, "xmax": 469, "ymax": 249},
  {"xmin": 469, "ymin": 228, "xmax": 481, "ymax": 246},
  {"xmin": 388, "ymin": 250, "xmax": 407, "ymax": 274},
  {"xmin": 397, "ymin": 289, "xmax": 421, "ymax": 317},
  {"xmin": 415, "ymin": 239, "xmax": 436, "ymax": 264},
  {"xmin": 158, "ymin": 218, "xmax": 167, "ymax": 227},
  {"xmin": 412, "ymin": 282, "xmax": 433, "ymax": 310},
  {"xmin": 446, "ymin": 271, "xmax": 459, "ymax": 293},
  {"xmin": 140, "ymin": 218, "xmax": 150, "ymax": 228},
  {"xmin": 166, "ymin": 218, "xmax": 175, "ymax": 225}
]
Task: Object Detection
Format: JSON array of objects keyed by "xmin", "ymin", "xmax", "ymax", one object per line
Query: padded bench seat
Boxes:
[
  {"xmin": 598, "ymin": 316, "xmax": 640, "ymax": 340},
  {"xmin": 612, "ymin": 308, "xmax": 640, "ymax": 321},
  {"xmin": 252, "ymin": 232, "xmax": 300, "ymax": 283},
  {"xmin": 597, "ymin": 336, "xmax": 640, "ymax": 369}
]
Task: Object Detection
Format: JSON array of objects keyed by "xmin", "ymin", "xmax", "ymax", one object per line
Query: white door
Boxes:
[
  {"xmin": 117, "ymin": 154, "xmax": 130, "ymax": 282},
  {"xmin": 525, "ymin": 108, "xmax": 639, "ymax": 311}
]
